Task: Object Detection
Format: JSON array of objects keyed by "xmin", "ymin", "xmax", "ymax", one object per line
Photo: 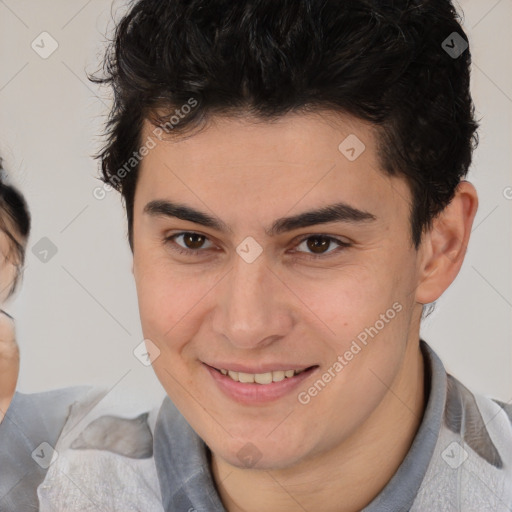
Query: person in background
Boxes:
[
  {"xmin": 0, "ymin": 157, "xmax": 91, "ymax": 511},
  {"xmin": 0, "ymin": 157, "xmax": 30, "ymax": 423}
]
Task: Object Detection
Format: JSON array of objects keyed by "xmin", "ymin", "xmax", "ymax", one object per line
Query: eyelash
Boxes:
[{"xmin": 163, "ymin": 232, "xmax": 351, "ymax": 260}]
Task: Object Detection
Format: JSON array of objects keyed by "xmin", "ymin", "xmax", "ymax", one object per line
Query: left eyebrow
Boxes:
[
  {"xmin": 267, "ymin": 202, "xmax": 376, "ymax": 236},
  {"xmin": 143, "ymin": 200, "xmax": 376, "ymax": 236}
]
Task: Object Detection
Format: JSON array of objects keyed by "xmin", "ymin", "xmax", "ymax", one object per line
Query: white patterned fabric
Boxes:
[{"xmin": 0, "ymin": 340, "xmax": 509, "ymax": 511}]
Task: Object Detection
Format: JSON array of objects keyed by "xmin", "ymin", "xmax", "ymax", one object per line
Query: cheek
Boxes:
[
  {"xmin": 134, "ymin": 260, "xmax": 203, "ymax": 398},
  {"xmin": 133, "ymin": 253, "xmax": 214, "ymax": 355},
  {"xmin": 0, "ymin": 262, "xmax": 17, "ymax": 303},
  {"xmin": 291, "ymin": 255, "xmax": 413, "ymax": 389},
  {"xmin": 288, "ymin": 258, "xmax": 401, "ymax": 339},
  {"xmin": 319, "ymin": 261, "xmax": 414, "ymax": 408}
]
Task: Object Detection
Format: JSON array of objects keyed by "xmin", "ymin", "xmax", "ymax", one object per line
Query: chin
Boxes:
[{"xmin": 211, "ymin": 434, "xmax": 309, "ymax": 471}]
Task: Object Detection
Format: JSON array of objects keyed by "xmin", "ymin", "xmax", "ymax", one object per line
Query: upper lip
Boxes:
[{"xmin": 204, "ymin": 362, "xmax": 317, "ymax": 374}]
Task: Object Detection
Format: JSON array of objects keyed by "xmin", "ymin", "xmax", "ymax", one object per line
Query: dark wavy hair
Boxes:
[
  {"xmin": 93, "ymin": 0, "xmax": 479, "ymax": 251},
  {"xmin": 0, "ymin": 158, "xmax": 31, "ymax": 299}
]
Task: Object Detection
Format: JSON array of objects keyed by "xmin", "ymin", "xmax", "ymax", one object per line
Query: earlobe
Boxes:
[{"xmin": 415, "ymin": 180, "xmax": 478, "ymax": 304}]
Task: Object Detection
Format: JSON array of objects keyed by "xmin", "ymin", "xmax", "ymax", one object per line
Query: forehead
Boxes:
[
  {"xmin": 140, "ymin": 110, "xmax": 377, "ymax": 170},
  {"xmin": 135, "ymin": 111, "xmax": 411, "ymax": 230}
]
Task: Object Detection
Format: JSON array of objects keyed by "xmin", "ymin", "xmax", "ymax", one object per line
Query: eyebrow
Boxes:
[{"xmin": 144, "ymin": 199, "xmax": 376, "ymax": 236}]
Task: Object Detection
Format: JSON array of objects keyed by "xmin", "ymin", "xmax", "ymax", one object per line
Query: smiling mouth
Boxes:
[{"xmin": 210, "ymin": 365, "xmax": 318, "ymax": 384}]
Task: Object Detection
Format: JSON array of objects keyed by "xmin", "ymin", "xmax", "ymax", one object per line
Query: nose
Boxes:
[{"xmin": 211, "ymin": 252, "xmax": 294, "ymax": 350}]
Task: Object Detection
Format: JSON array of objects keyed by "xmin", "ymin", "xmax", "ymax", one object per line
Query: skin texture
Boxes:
[
  {"xmin": 0, "ymin": 311, "xmax": 17, "ymax": 423},
  {"xmin": 132, "ymin": 111, "xmax": 478, "ymax": 512},
  {"xmin": 0, "ymin": 226, "xmax": 22, "ymax": 423}
]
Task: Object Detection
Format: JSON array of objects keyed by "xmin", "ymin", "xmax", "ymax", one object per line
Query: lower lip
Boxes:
[{"xmin": 204, "ymin": 364, "xmax": 318, "ymax": 405}]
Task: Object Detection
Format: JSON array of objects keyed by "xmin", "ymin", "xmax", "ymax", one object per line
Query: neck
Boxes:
[{"xmin": 211, "ymin": 339, "xmax": 427, "ymax": 512}]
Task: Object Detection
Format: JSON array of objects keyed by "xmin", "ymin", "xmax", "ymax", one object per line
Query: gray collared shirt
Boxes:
[{"xmin": 1, "ymin": 340, "xmax": 511, "ymax": 511}]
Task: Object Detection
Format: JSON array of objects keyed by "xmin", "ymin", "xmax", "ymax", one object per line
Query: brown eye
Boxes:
[
  {"xmin": 306, "ymin": 236, "xmax": 331, "ymax": 254},
  {"xmin": 165, "ymin": 232, "xmax": 215, "ymax": 256},
  {"xmin": 294, "ymin": 235, "xmax": 351, "ymax": 259},
  {"xmin": 182, "ymin": 232, "xmax": 206, "ymax": 249}
]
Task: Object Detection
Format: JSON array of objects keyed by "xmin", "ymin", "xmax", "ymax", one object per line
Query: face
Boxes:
[
  {"xmin": 132, "ymin": 111, "xmax": 425, "ymax": 470},
  {"xmin": 0, "ymin": 222, "xmax": 22, "ymax": 304}
]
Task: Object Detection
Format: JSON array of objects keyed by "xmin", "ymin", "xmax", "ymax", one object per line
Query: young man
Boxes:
[{"xmin": 1, "ymin": 0, "xmax": 511, "ymax": 510}]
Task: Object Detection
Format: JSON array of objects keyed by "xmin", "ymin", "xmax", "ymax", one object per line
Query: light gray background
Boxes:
[{"xmin": 0, "ymin": 0, "xmax": 510, "ymax": 406}]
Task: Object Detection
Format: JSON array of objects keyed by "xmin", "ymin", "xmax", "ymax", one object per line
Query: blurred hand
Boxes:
[{"xmin": 0, "ymin": 310, "xmax": 18, "ymax": 423}]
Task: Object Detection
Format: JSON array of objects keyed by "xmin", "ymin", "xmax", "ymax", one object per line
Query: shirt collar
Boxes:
[{"xmin": 361, "ymin": 339, "xmax": 447, "ymax": 511}]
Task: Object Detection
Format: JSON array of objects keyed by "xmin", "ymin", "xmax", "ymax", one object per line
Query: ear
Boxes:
[{"xmin": 415, "ymin": 180, "xmax": 478, "ymax": 304}]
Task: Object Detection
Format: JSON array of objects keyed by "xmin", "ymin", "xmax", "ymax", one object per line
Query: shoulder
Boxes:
[
  {"xmin": 57, "ymin": 386, "xmax": 158, "ymax": 458},
  {"xmin": 36, "ymin": 387, "xmax": 165, "ymax": 511},
  {"xmin": 414, "ymin": 373, "xmax": 512, "ymax": 511},
  {"xmin": 444, "ymin": 374, "xmax": 512, "ymax": 469},
  {"xmin": 0, "ymin": 385, "xmax": 93, "ymax": 511},
  {"xmin": 5, "ymin": 385, "xmax": 93, "ymax": 425},
  {"xmin": 491, "ymin": 398, "xmax": 512, "ymax": 429}
]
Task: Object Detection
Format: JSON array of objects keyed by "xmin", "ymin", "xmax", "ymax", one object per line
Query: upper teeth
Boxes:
[{"xmin": 219, "ymin": 368, "xmax": 305, "ymax": 384}]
